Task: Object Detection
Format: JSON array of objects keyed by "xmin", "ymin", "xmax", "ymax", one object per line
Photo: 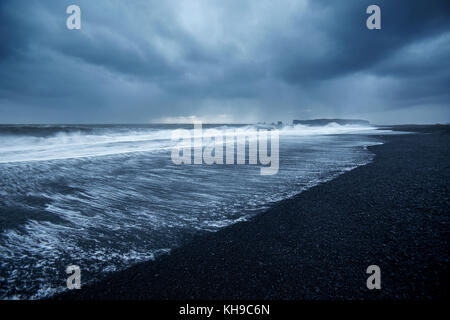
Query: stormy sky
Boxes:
[{"xmin": 0, "ymin": 0, "xmax": 449, "ymax": 124}]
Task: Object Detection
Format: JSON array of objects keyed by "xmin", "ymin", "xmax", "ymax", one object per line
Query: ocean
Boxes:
[{"xmin": 0, "ymin": 123, "xmax": 388, "ymax": 299}]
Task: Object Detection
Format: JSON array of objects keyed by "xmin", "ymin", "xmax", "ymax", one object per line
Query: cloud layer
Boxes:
[{"xmin": 0, "ymin": 0, "xmax": 449, "ymax": 124}]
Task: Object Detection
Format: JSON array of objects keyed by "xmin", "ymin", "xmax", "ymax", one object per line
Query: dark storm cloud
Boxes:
[
  {"xmin": 277, "ymin": 0, "xmax": 450, "ymax": 82},
  {"xmin": 0, "ymin": 0, "xmax": 449, "ymax": 124}
]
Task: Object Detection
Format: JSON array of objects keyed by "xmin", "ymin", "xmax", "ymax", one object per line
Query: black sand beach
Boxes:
[{"xmin": 56, "ymin": 125, "xmax": 449, "ymax": 300}]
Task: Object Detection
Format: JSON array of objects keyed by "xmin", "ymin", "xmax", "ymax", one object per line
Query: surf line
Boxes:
[{"xmin": 171, "ymin": 122, "xmax": 279, "ymax": 175}]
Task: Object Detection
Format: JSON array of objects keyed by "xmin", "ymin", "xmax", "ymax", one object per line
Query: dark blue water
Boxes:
[{"xmin": 0, "ymin": 123, "xmax": 387, "ymax": 299}]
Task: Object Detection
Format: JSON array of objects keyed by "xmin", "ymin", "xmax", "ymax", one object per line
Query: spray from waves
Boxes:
[{"xmin": 0, "ymin": 123, "xmax": 379, "ymax": 164}]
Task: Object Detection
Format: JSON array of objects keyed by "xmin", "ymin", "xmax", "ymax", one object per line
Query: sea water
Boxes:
[{"xmin": 0, "ymin": 123, "xmax": 389, "ymax": 299}]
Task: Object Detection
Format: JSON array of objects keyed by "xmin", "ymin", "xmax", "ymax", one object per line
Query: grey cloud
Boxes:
[{"xmin": 0, "ymin": 0, "xmax": 449, "ymax": 124}]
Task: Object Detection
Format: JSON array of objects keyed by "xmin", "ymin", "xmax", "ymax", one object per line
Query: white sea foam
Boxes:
[{"xmin": 0, "ymin": 123, "xmax": 384, "ymax": 164}]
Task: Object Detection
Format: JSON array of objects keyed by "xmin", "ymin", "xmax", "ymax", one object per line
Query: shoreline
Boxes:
[{"xmin": 55, "ymin": 125, "xmax": 449, "ymax": 300}]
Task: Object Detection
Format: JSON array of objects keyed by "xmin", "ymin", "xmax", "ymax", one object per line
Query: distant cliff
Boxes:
[{"xmin": 292, "ymin": 119, "xmax": 370, "ymax": 126}]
